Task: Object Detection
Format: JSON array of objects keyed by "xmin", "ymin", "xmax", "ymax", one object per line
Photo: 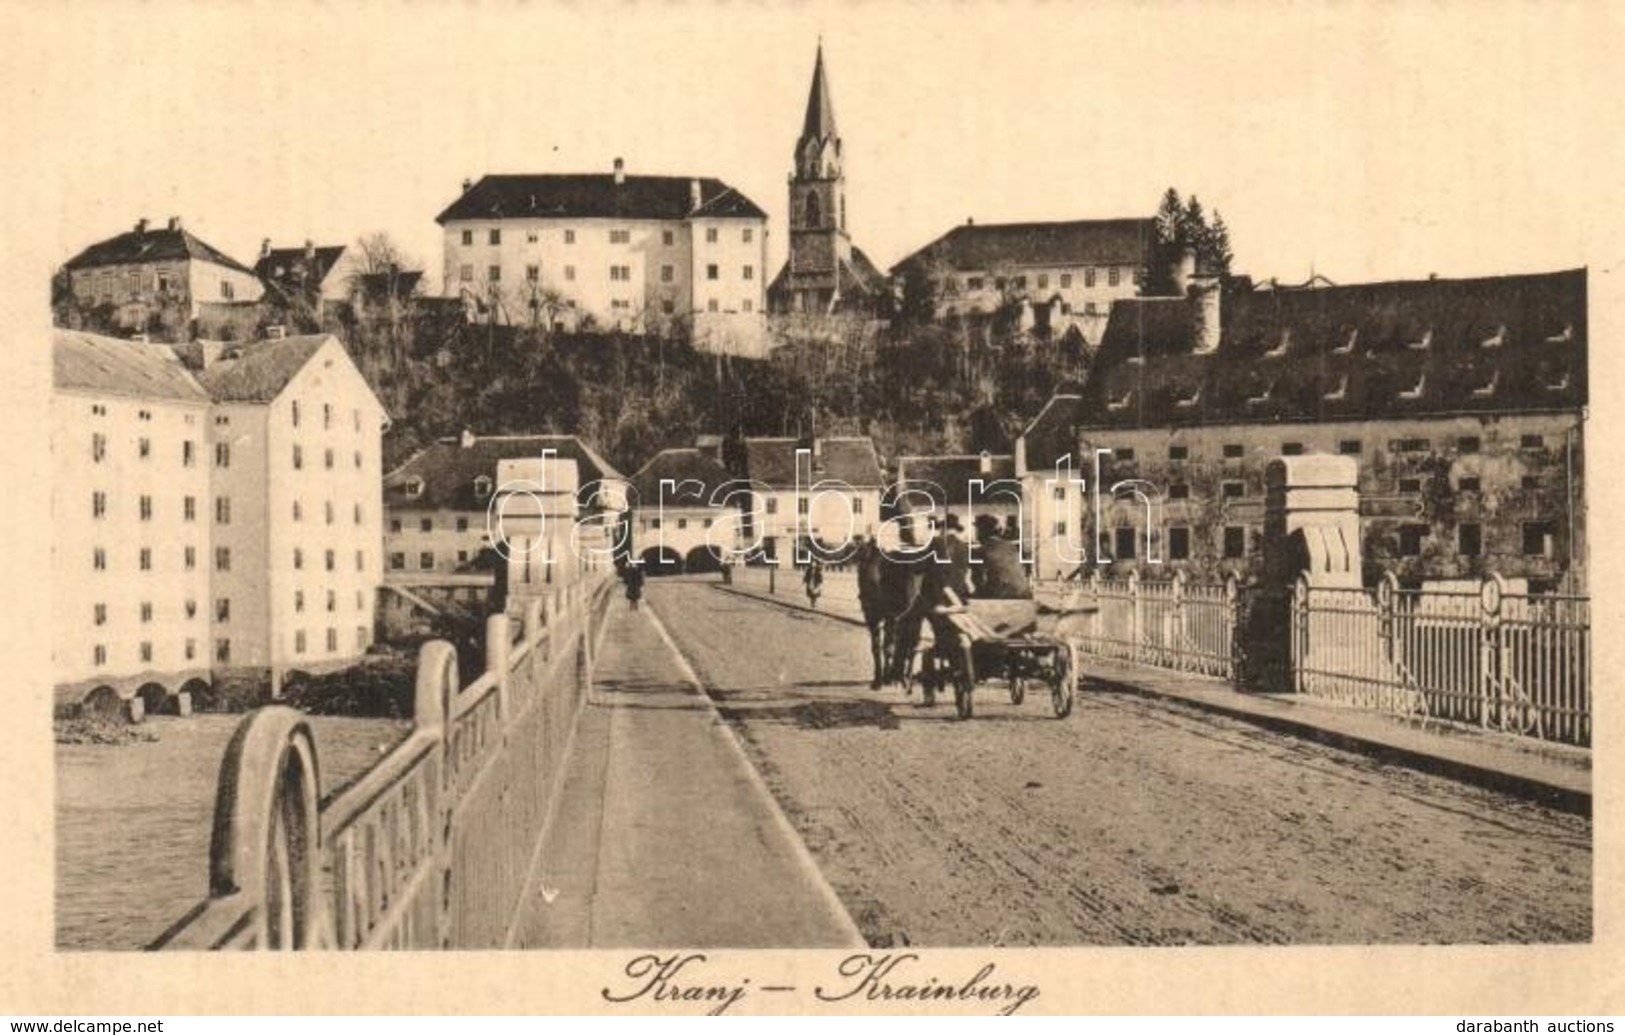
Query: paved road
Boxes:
[{"xmin": 646, "ymin": 578, "xmax": 1591, "ymax": 946}]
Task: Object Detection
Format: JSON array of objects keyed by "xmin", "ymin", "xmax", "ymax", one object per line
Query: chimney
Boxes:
[
  {"xmin": 1169, "ymin": 244, "xmax": 1197, "ymax": 298},
  {"xmin": 966, "ymin": 216, "xmax": 975, "ymax": 226},
  {"xmin": 260, "ymin": 238, "xmax": 272, "ymax": 259},
  {"xmin": 690, "ymin": 179, "xmax": 703, "ymax": 211},
  {"xmin": 304, "ymin": 239, "xmax": 315, "ymax": 261},
  {"xmin": 613, "ymin": 157, "xmax": 625, "ymax": 185},
  {"xmin": 1189, "ymin": 274, "xmax": 1222, "ymax": 354},
  {"xmin": 461, "ymin": 177, "xmax": 473, "ymax": 193},
  {"xmin": 134, "ymin": 218, "xmax": 149, "ymax": 234},
  {"xmin": 460, "ymin": 428, "xmax": 477, "ymax": 449},
  {"xmin": 979, "ymin": 450, "xmax": 993, "ymax": 476},
  {"xmin": 167, "ymin": 216, "xmax": 181, "ymax": 231}
]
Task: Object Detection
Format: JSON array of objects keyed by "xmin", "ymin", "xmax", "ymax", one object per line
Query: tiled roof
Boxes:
[
  {"xmin": 436, "ymin": 174, "xmax": 768, "ymax": 224},
  {"xmin": 383, "ymin": 434, "xmax": 626, "ymax": 511},
  {"xmin": 254, "ymin": 245, "xmax": 346, "ymax": 289},
  {"xmin": 891, "ymin": 218, "xmax": 1155, "ymax": 275},
  {"xmin": 766, "ymin": 246, "xmax": 890, "ymax": 306},
  {"xmin": 1018, "ymin": 394, "xmax": 1087, "ymax": 473},
  {"xmin": 1084, "ymin": 268, "xmax": 1588, "ymax": 429},
  {"xmin": 52, "ymin": 330, "xmax": 209, "ymax": 404},
  {"xmin": 629, "ymin": 448, "xmax": 745, "ymax": 507},
  {"xmin": 743, "ymin": 437, "xmax": 886, "ymax": 488},
  {"xmin": 895, "ymin": 454, "xmax": 1019, "ymax": 507},
  {"xmin": 190, "ymin": 335, "xmax": 330, "ymax": 403},
  {"xmin": 64, "ymin": 225, "xmax": 257, "ymax": 276}
]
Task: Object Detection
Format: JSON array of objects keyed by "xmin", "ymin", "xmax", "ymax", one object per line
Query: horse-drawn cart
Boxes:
[{"xmin": 913, "ymin": 598, "xmax": 1086, "ymax": 720}]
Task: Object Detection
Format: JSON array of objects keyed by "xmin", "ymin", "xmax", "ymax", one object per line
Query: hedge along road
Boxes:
[{"xmin": 643, "ymin": 577, "xmax": 1590, "ymax": 946}]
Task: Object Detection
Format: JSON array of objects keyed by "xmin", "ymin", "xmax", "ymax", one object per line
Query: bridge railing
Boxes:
[
  {"xmin": 152, "ymin": 576, "xmax": 614, "ymax": 950},
  {"xmin": 1049, "ymin": 571, "xmax": 1239, "ymax": 680}
]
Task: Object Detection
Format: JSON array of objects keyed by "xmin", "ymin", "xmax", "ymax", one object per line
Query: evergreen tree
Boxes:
[
  {"xmin": 1203, "ymin": 210, "xmax": 1235, "ymax": 277},
  {"xmin": 1154, "ymin": 188, "xmax": 1183, "ymax": 245},
  {"xmin": 1180, "ymin": 195, "xmax": 1207, "ymax": 255}
]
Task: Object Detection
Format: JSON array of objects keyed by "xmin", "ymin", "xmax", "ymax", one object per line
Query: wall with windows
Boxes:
[
  {"xmin": 51, "ymin": 389, "xmax": 213, "ymax": 699},
  {"xmin": 69, "ymin": 258, "xmax": 263, "ymax": 324},
  {"xmin": 384, "ymin": 507, "xmax": 491, "ymax": 574},
  {"xmin": 1073, "ymin": 413, "xmax": 1586, "ymax": 588},
  {"xmin": 749, "ymin": 486, "xmax": 881, "ymax": 564},
  {"xmin": 932, "ymin": 262, "xmax": 1142, "ymax": 323}
]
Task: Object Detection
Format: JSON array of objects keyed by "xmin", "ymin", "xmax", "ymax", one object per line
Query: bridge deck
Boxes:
[{"xmin": 513, "ymin": 597, "xmax": 863, "ymax": 948}]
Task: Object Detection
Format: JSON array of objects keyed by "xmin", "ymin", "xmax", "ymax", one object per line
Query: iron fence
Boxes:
[{"xmin": 1054, "ymin": 572, "xmax": 1238, "ymax": 680}]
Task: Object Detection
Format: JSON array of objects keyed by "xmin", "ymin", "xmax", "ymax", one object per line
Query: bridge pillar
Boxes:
[{"xmin": 486, "ymin": 613, "xmax": 511, "ymax": 718}]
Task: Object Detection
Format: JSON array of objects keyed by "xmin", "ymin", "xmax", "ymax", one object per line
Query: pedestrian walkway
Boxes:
[
  {"xmin": 715, "ymin": 572, "xmax": 1590, "ymax": 814},
  {"xmin": 514, "ymin": 598, "xmax": 864, "ymax": 949}
]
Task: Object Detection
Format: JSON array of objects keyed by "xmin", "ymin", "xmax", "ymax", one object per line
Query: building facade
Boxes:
[
  {"xmin": 893, "ymin": 453, "xmax": 1021, "ymax": 538},
  {"xmin": 741, "ymin": 437, "xmax": 886, "ymax": 563},
  {"xmin": 61, "ymin": 218, "xmax": 265, "ymax": 329},
  {"xmin": 1071, "ymin": 268, "xmax": 1588, "ymax": 590},
  {"xmin": 766, "ymin": 45, "xmax": 887, "ymax": 316},
  {"xmin": 629, "ymin": 447, "xmax": 748, "ymax": 573},
  {"xmin": 435, "ymin": 165, "xmax": 770, "ymax": 353}
]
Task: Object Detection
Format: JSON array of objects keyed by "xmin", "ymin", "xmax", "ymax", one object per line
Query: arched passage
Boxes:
[
  {"xmin": 135, "ymin": 682, "xmax": 169, "ymax": 717},
  {"xmin": 82, "ymin": 685, "xmax": 122, "ymax": 719},
  {"xmin": 684, "ymin": 545, "xmax": 723, "ymax": 574},
  {"xmin": 639, "ymin": 546, "xmax": 683, "ymax": 576}
]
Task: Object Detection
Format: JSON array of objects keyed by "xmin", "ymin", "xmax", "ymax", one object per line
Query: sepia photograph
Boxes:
[{"xmin": 3, "ymin": 0, "xmax": 1618, "ymax": 1019}]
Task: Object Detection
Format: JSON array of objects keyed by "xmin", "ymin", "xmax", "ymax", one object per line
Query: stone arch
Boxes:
[
  {"xmin": 684, "ymin": 545, "xmax": 723, "ymax": 574},
  {"xmin": 639, "ymin": 546, "xmax": 683, "ymax": 576},
  {"xmin": 135, "ymin": 681, "xmax": 169, "ymax": 717},
  {"xmin": 82, "ymin": 685, "xmax": 122, "ymax": 719}
]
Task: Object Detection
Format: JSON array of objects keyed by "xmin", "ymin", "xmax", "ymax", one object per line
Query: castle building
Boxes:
[
  {"xmin": 435, "ymin": 165, "xmax": 770, "ymax": 354},
  {"xmin": 1069, "ymin": 267, "xmax": 1588, "ymax": 590},
  {"xmin": 60, "ymin": 218, "xmax": 264, "ymax": 330},
  {"xmin": 766, "ymin": 45, "xmax": 887, "ymax": 316}
]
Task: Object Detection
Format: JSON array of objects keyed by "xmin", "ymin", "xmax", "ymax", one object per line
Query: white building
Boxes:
[
  {"xmin": 742, "ymin": 437, "xmax": 886, "ymax": 564},
  {"xmin": 61, "ymin": 218, "xmax": 265, "ymax": 329},
  {"xmin": 629, "ymin": 447, "xmax": 748, "ymax": 573},
  {"xmin": 1015, "ymin": 394, "xmax": 1090, "ymax": 583},
  {"xmin": 435, "ymin": 163, "xmax": 771, "ymax": 355},
  {"xmin": 51, "ymin": 330, "xmax": 389, "ymax": 711}
]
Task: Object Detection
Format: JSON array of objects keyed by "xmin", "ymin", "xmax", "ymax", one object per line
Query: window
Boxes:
[
  {"xmin": 182, "ymin": 440, "xmax": 195, "ymax": 466},
  {"xmin": 707, "ymin": 264, "xmax": 719, "ymax": 281},
  {"xmin": 295, "ymin": 590, "xmax": 305, "ymax": 614},
  {"xmin": 796, "ymin": 497, "xmax": 809, "ymax": 514},
  {"xmin": 1520, "ymin": 434, "xmax": 1545, "ymax": 451},
  {"xmin": 662, "ymin": 230, "xmax": 674, "ymax": 246},
  {"xmin": 93, "ymin": 603, "xmax": 107, "ymax": 626},
  {"xmin": 215, "ymin": 496, "xmax": 230, "ymax": 524},
  {"xmin": 1167, "ymin": 526, "xmax": 1191, "ymax": 561},
  {"xmin": 355, "ymin": 503, "xmax": 364, "ymax": 524},
  {"xmin": 139, "ymin": 548, "xmax": 152, "ymax": 571},
  {"xmin": 1391, "ymin": 438, "xmax": 1431, "ymax": 453},
  {"xmin": 1398, "ymin": 478, "xmax": 1423, "ymax": 494},
  {"xmin": 140, "ymin": 642, "xmax": 153, "ymax": 663},
  {"xmin": 609, "ymin": 229, "xmax": 630, "ymax": 244},
  {"xmin": 765, "ymin": 498, "xmax": 778, "ymax": 514},
  {"xmin": 1221, "ymin": 481, "xmax": 1245, "ymax": 499},
  {"xmin": 459, "ymin": 264, "xmax": 473, "ymax": 283},
  {"xmin": 138, "ymin": 437, "xmax": 151, "ymax": 459},
  {"xmin": 93, "ymin": 645, "xmax": 107, "ymax": 667},
  {"xmin": 1282, "ymin": 442, "xmax": 1305, "ymax": 456},
  {"xmin": 743, "ymin": 264, "xmax": 755, "ymax": 280},
  {"xmin": 138, "ymin": 495, "xmax": 153, "ymax": 521},
  {"xmin": 419, "ymin": 552, "xmax": 434, "ymax": 570},
  {"xmin": 1223, "ymin": 443, "xmax": 1244, "ymax": 459},
  {"xmin": 325, "ymin": 549, "xmax": 336, "ymax": 572},
  {"xmin": 707, "ymin": 299, "xmax": 719, "ymax": 312},
  {"xmin": 92, "ymin": 491, "xmax": 106, "ymax": 518},
  {"xmin": 564, "ymin": 265, "xmax": 576, "ymax": 281},
  {"xmin": 1012, "ymin": 276, "xmax": 1027, "ymax": 290},
  {"xmin": 526, "ymin": 264, "xmax": 540, "ymax": 283},
  {"xmin": 1037, "ymin": 274, "xmax": 1049, "ymax": 290},
  {"xmin": 1521, "ymin": 475, "xmax": 1542, "ymax": 490},
  {"xmin": 292, "ymin": 400, "xmax": 301, "ymax": 427},
  {"xmin": 677, "ymin": 518, "xmax": 688, "ymax": 530},
  {"xmin": 293, "ymin": 548, "xmax": 303, "ymax": 570},
  {"xmin": 489, "ymin": 229, "xmax": 501, "ymax": 245},
  {"xmin": 611, "ymin": 299, "xmax": 632, "ymax": 311},
  {"xmin": 1114, "ymin": 526, "xmax": 1138, "ymax": 560},
  {"xmin": 1052, "ymin": 486, "xmax": 1066, "ymax": 501},
  {"xmin": 355, "ymin": 549, "xmax": 365, "ymax": 572},
  {"xmin": 564, "ymin": 229, "xmax": 576, "ymax": 244},
  {"xmin": 293, "ymin": 500, "xmax": 304, "ymax": 522},
  {"xmin": 661, "ymin": 300, "xmax": 675, "ymax": 315},
  {"xmin": 743, "ymin": 299, "xmax": 754, "ymax": 313},
  {"xmin": 1053, "ymin": 520, "xmax": 1067, "ymax": 537},
  {"xmin": 389, "ymin": 518, "xmax": 401, "ymax": 532},
  {"xmin": 322, "ymin": 403, "xmax": 331, "ymax": 430},
  {"xmin": 1458, "ymin": 436, "xmax": 1481, "ymax": 454},
  {"xmin": 457, "ymin": 550, "xmax": 470, "ymax": 564},
  {"xmin": 1523, "ymin": 521, "xmax": 1555, "ymax": 557},
  {"xmin": 1168, "ymin": 445, "xmax": 1189, "ymax": 461},
  {"xmin": 1339, "ymin": 439, "xmax": 1362, "ymax": 456},
  {"xmin": 327, "ymin": 628, "xmax": 338, "ymax": 652},
  {"xmin": 1168, "ymin": 483, "xmax": 1190, "ymax": 500},
  {"xmin": 390, "ymin": 552, "xmax": 406, "ymax": 571},
  {"xmin": 216, "ymin": 598, "xmax": 230, "ymax": 622},
  {"xmin": 743, "ymin": 227, "xmax": 754, "ymax": 243},
  {"xmin": 295, "ymin": 630, "xmax": 307, "ymax": 654},
  {"xmin": 420, "ymin": 517, "xmax": 433, "ymax": 532},
  {"xmin": 461, "ymin": 229, "xmax": 474, "ymax": 246},
  {"xmin": 660, "ymin": 265, "xmax": 675, "ymax": 283},
  {"xmin": 92, "ymin": 433, "xmax": 106, "ymax": 462},
  {"xmin": 184, "ymin": 496, "xmax": 196, "ymax": 521},
  {"xmin": 220, "ymin": 280, "xmax": 234, "ymax": 301},
  {"xmin": 706, "ymin": 227, "xmax": 719, "ymax": 244},
  {"xmin": 215, "ymin": 639, "xmax": 231, "ymax": 664},
  {"xmin": 455, "ymin": 516, "xmax": 469, "ymax": 532},
  {"xmin": 1060, "ymin": 273, "xmax": 1073, "ymax": 289},
  {"xmin": 356, "ymin": 590, "xmax": 365, "ymax": 610},
  {"xmin": 967, "ymin": 277, "xmax": 984, "ymax": 291},
  {"xmin": 1085, "ymin": 268, "xmax": 1097, "ymax": 288},
  {"xmin": 1108, "ymin": 268, "xmax": 1121, "ymax": 287},
  {"xmin": 184, "ymin": 546, "xmax": 196, "ymax": 570},
  {"xmin": 354, "ymin": 450, "xmax": 363, "ymax": 470},
  {"xmin": 526, "ymin": 229, "xmax": 539, "ymax": 244},
  {"xmin": 1115, "ymin": 448, "xmax": 1135, "ymax": 461},
  {"xmin": 1458, "ymin": 476, "xmax": 1482, "ymax": 493},
  {"xmin": 324, "ymin": 448, "xmax": 334, "ymax": 470},
  {"xmin": 185, "ymin": 639, "xmax": 196, "ymax": 661},
  {"xmin": 853, "ymin": 498, "xmax": 864, "ymax": 515},
  {"xmin": 93, "ymin": 548, "xmax": 106, "ymax": 571},
  {"xmin": 488, "ymin": 265, "xmax": 501, "ymax": 282},
  {"xmin": 292, "ymin": 445, "xmax": 303, "ymax": 469},
  {"xmin": 325, "ymin": 500, "xmax": 335, "ymax": 525},
  {"xmin": 1458, "ymin": 523, "xmax": 1483, "ymax": 557},
  {"xmin": 327, "ymin": 589, "xmax": 337, "ymax": 613},
  {"xmin": 609, "ymin": 265, "xmax": 631, "ymax": 282},
  {"xmin": 215, "ymin": 547, "xmax": 230, "ymax": 571},
  {"xmin": 1222, "ymin": 526, "xmax": 1247, "ymax": 558},
  {"xmin": 1398, "ymin": 524, "xmax": 1427, "ymax": 558},
  {"xmin": 184, "ymin": 599, "xmax": 197, "ymax": 619}
]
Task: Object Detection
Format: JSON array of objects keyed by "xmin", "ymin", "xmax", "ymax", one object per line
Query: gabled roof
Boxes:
[
  {"xmin": 254, "ymin": 245, "xmax": 346, "ymax": 288},
  {"xmin": 436, "ymin": 174, "xmax": 767, "ymax": 224},
  {"xmin": 383, "ymin": 434, "xmax": 626, "ymax": 511},
  {"xmin": 891, "ymin": 218, "xmax": 1155, "ymax": 275},
  {"xmin": 767, "ymin": 246, "xmax": 890, "ymax": 306},
  {"xmin": 189, "ymin": 335, "xmax": 331, "ymax": 403},
  {"xmin": 52, "ymin": 330, "xmax": 209, "ymax": 404},
  {"xmin": 1084, "ymin": 268, "xmax": 1587, "ymax": 428},
  {"xmin": 743, "ymin": 437, "xmax": 886, "ymax": 488},
  {"xmin": 64, "ymin": 225, "xmax": 257, "ymax": 276},
  {"xmin": 1018, "ymin": 394, "xmax": 1087, "ymax": 473},
  {"xmin": 895, "ymin": 454, "xmax": 1019, "ymax": 507},
  {"xmin": 629, "ymin": 448, "xmax": 745, "ymax": 507}
]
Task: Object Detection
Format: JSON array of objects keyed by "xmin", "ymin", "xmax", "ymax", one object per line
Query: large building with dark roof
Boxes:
[
  {"xmin": 741, "ymin": 436, "xmax": 887, "ymax": 563},
  {"xmin": 61, "ymin": 217, "xmax": 265, "ymax": 330},
  {"xmin": 891, "ymin": 217, "xmax": 1157, "ymax": 344},
  {"xmin": 766, "ymin": 44, "xmax": 888, "ymax": 317},
  {"xmin": 627, "ymin": 447, "xmax": 749, "ymax": 573},
  {"xmin": 1069, "ymin": 268, "xmax": 1589, "ymax": 588},
  {"xmin": 435, "ymin": 161, "xmax": 770, "ymax": 354}
]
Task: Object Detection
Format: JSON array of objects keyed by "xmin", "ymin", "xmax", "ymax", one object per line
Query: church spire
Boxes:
[{"xmin": 800, "ymin": 42, "xmax": 838, "ymax": 144}]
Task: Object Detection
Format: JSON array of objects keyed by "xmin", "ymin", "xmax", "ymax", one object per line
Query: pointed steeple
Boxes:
[{"xmin": 800, "ymin": 42, "xmax": 838, "ymax": 144}]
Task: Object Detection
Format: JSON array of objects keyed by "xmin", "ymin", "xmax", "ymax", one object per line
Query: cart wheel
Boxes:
[
  {"xmin": 954, "ymin": 666, "xmax": 975, "ymax": 720},
  {"xmin": 1009, "ymin": 677, "xmax": 1026, "ymax": 706},
  {"xmin": 1050, "ymin": 648, "xmax": 1074, "ymax": 719}
]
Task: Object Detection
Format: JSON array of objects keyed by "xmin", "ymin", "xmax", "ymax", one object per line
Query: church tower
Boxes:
[{"xmin": 769, "ymin": 44, "xmax": 885, "ymax": 316}]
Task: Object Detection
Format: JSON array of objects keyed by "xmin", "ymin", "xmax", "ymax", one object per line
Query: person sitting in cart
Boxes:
[
  {"xmin": 971, "ymin": 515, "xmax": 1032, "ymax": 601},
  {"xmin": 898, "ymin": 513, "xmax": 977, "ymax": 685}
]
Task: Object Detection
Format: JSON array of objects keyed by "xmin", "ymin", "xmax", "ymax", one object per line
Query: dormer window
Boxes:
[
  {"xmin": 473, "ymin": 475, "xmax": 493, "ymax": 499},
  {"xmin": 1398, "ymin": 372, "xmax": 1427, "ymax": 400},
  {"xmin": 404, "ymin": 477, "xmax": 424, "ymax": 499},
  {"xmin": 1481, "ymin": 325, "xmax": 1507, "ymax": 349},
  {"xmin": 1263, "ymin": 329, "xmax": 1291, "ymax": 358},
  {"xmin": 1406, "ymin": 329, "xmax": 1433, "ymax": 351}
]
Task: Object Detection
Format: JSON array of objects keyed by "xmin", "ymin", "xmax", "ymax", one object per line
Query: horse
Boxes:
[{"xmin": 854, "ymin": 539, "xmax": 925, "ymax": 690}]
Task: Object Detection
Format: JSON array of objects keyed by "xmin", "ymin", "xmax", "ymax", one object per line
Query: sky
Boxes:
[{"xmin": 18, "ymin": 1, "xmax": 1623, "ymax": 296}]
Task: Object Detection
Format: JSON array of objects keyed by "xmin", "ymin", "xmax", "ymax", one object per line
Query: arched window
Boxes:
[{"xmin": 804, "ymin": 192, "xmax": 822, "ymax": 229}]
